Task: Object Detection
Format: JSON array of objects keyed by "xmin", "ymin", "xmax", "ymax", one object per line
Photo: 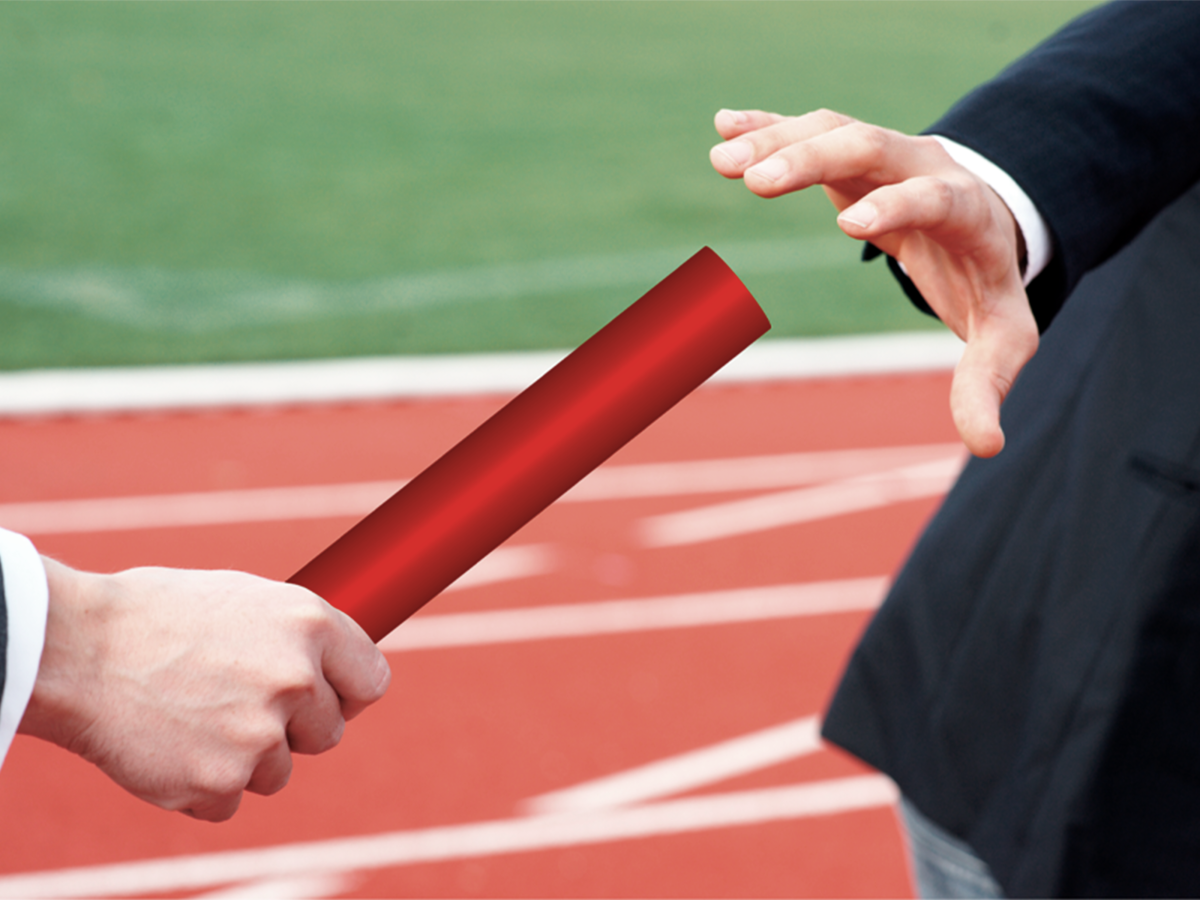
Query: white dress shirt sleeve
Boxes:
[
  {"xmin": 0, "ymin": 529, "xmax": 48, "ymax": 767},
  {"xmin": 932, "ymin": 136, "xmax": 1053, "ymax": 286}
]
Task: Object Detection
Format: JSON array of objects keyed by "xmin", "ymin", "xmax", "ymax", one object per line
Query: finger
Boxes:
[
  {"xmin": 285, "ymin": 677, "xmax": 346, "ymax": 755},
  {"xmin": 321, "ymin": 609, "xmax": 392, "ymax": 722},
  {"xmin": 246, "ymin": 740, "xmax": 294, "ymax": 795},
  {"xmin": 741, "ymin": 122, "xmax": 945, "ymax": 198},
  {"xmin": 950, "ymin": 353, "xmax": 1008, "ymax": 458},
  {"xmin": 710, "ymin": 108, "xmax": 856, "ymax": 179},
  {"xmin": 836, "ymin": 174, "xmax": 1006, "ymax": 261},
  {"xmin": 836, "ymin": 176, "xmax": 960, "ymax": 239},
  {"xmin": 183, "ymin": 791, "xmax": 243, "ymax": 823},
  {"xmin": 713, "ymin": 108, "xmax": 787, "ymax": 140},
  {"xmin": 950, "ymin": 317, "xmax": 1039, "ymax": 458}
]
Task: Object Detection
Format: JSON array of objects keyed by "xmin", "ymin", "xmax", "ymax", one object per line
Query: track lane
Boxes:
[{"xmin": 0, "ymin": 371, "xmax": 956, "ymax": 897}]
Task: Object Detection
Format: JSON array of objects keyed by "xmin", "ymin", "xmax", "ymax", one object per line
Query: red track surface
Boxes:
[{"xmin": 0, "ymin": 371, "xmax": 957, "ymax": 899}]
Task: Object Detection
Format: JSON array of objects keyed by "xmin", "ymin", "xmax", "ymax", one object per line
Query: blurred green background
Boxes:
[{"xmin": 0, "ymin": 1, "xmax": 1095, "ymax": 370}]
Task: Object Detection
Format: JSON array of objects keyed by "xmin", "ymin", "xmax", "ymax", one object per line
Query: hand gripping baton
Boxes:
[{"xmin": 290, "ymin": 247, "xmax": 770, "ymax": 642}]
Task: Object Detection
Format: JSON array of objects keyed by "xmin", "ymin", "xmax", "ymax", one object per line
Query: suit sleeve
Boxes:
[
  {"xmin": 885, "ymin": 1, "xmax": 1200, "ymax": 332},
  {"xmin": 0, "ymin": 529, "xmax": 48, "ymax": 767}
]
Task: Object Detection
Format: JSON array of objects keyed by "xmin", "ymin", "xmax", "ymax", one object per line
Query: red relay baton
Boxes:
[{"xmin": 290, "ymin": 247, "xmax": 770, "ymax": 642}]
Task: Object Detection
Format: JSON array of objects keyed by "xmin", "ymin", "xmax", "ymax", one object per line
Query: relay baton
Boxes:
[{"xmin": 289, "ymin": 247, "xmax": 770, "ymax": 642}]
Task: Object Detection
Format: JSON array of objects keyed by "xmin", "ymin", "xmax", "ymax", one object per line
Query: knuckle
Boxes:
[
  {"xmin": 199, "ymin": 797, "xmax": 241, "ymax": 822},
  {"xmin": 192, "ymin": 757, "xmax": 252, "ymax": 802},
  {"xmin": 901, "ymin": 175, "xmax": 961, "ymax": 229},
  {"xmin": 811, "ymin": 108, "xmax": 852, "ymax": 130},
  {"xmin": 930, "ymin": 175, "xmax": 956, "ymax": 203},
  {"xmin": 1013, "ymin": 324, "xmax": 1040, "ymax": 363},
  {"xmin": 733, "ymin": 131, "xmax": 767, "ymax": 159},
  {"xmin": 837, "ymin": 123, "xmax": 897, "ymax": 181},
  {"xmin": 278, "ymin": 660, "xmax": 322, "ymax": 697},
  {"xmin": 226, "ymin": 712, "xmax": 289, "ymax": 756},
  {"xmin": 254, "ymin": 761, "xmax": 292, "ymax": 796},
  {"xmin": 990, "ymin": 367, "xmax": 1021, "ymax": 406},
  {"xmin": 844, "ymin": 121, "xmax": 888, "ymax": 153},
  {"xmin": 915, "ymin": 133, "xmax": 949, "ymax": 157},
  {"xmin": 313, "ymin": 720, "xmax": 345, "ymax": 754},
  {"xmin": 257, "ymin": 776, "xmax": 289, "ymax": 797},
  {"xmin": 295, "ymin": 703, "xmax": 340, "ymax": 747},
  {"xmin": 928, "ymin": 177, "xmax": 958, "ymax": 216},
  {"xmin": 183, "ymin": 802, "xmax": 237, "ymax": 823},
  {"xmin": 291, "ymin": 593, "xmax": 334, "ymax": 634}
]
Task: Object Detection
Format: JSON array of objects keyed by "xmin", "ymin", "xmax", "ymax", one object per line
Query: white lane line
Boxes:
[
  {"xmin": 561, "ymin": 443, "xmax": 962, "ymax": 501},
  {"xmin": 443, "ymin": 544, "xmax": 556, "ymax": 593},
  {"xmin": 0, "ymin": 444, "xmax": 959, "ymax": 535},
  {"xmin": 0, "ymin": 332, "xmax": 962, "ymax": 417},
  {"xmin": 380, "ymin": 576, "xmax": 887, "ymax": 652},
  {"xmin": 522, "ymin": 717, "xmax": 823, "ymax": 816},
  {"xmin": 0, "ymin": 481, "xmax": 404, "ymax": 535},
  {"xmin": 193, "ymin": 872, "xmax": 356, "ymax": 899},
  {"xmin": 640, "ymin": 454, "xmax": 965, "ymax": 547},
  {"xmin": 0, "ymin": 776, "xmax": 898, "ymax": 899}
]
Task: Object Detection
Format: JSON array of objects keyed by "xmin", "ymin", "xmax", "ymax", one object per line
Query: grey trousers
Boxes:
[{"xmin": 901, "ymin": 797, "xmax": 1005, "ymax": 899}]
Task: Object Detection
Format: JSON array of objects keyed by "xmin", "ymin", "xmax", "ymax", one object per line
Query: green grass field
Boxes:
[{"xmin": 0, "ymin": 1, "xmax": 1095, "ymax": 369}]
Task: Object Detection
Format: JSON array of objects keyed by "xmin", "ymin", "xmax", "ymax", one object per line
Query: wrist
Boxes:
[{"xmin": 17, "ymin": 559, "xmax": 115, "ymax": 752}]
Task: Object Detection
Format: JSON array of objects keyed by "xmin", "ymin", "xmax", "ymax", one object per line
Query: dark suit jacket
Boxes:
[
  {"xmin": 876, "ymin": 0, "xmax": 1200, "ymax": 334},
  {"xmin": 823, "ymin": 3, "xmax": 1200, "ymax": 896}
]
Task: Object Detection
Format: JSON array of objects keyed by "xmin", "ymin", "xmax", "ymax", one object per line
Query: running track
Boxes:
[{"xmin": 0, "ymin": 344, "xmax": 961, "ymax": 898}]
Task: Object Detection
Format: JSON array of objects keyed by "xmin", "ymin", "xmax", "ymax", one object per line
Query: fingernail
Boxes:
[
  {"xmin": 717, "ymin": 108, "xmax": 748, "ymax": 125},
  {"xmin": 838, "ymin": 201, "xmax": 877, "ymax": 229},
  {"xmin": 373, "ymin": 653, "xmax": 392, "ymax": 695},
  {"xmin": 713, "ymin": 140, "xmax": 753, "ymax": 167},
  {"xmin": 747, "ymin": 156, "xmax": 788, "ymax": 183}
]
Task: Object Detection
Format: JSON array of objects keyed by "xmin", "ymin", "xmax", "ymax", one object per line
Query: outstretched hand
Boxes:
[
  {"xmin": 19, "ymin": 558, "xmax": 391, "ymax": 822},
  {"xmin": 710, "ymin": 108, "xmax": 1038, "ymax": 457}
]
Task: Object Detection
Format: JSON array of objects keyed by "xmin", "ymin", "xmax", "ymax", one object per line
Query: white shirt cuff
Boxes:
[
  {"xmin": 0, "ymin": 529, "xmax": 48, "ymax": 768},
  {"xmin": 932, "ymin": 136, "xmax": 1052, "ymax": 286}
]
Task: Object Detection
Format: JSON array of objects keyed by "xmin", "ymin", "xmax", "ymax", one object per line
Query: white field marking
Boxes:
[
  {"xmin": 0, "ymin": 444, "xmax": 959, "ymax": 535},
  {"xmin": 521, "ymin": 716, "xmax": 823, "ymax": 816},
  {"xmin": 0, "ymin": 332, "xmax": 963, "ymax": 417},
  {"xmin": 0, "ymin": 238, "xmax": 855, "ymax": 333},
  {"xmin": 640, "ymin": 453, "xmax": 966, "ymax": 547},
  {"xmin": 379, "ymin": 576, "xmax": 887, "ymax": 652},
  {"xmin": 0, "ymin": 776, "xmax": 898, "ymax": 898},
  {"xmin": 443, "ymin": 544, "xmax": 556, "ymax": 593},
  {"xmin": 194, "ymin": 872, "xmax": 356, "ymax": 899}
]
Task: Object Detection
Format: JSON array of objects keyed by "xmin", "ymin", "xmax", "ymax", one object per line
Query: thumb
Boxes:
[{"xmin": 949, "ymin": 315, "xmax": 1038, "ymax": 458}]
